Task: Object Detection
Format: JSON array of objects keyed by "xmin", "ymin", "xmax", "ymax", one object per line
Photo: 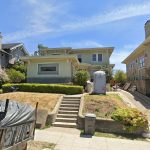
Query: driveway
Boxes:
[{"xmin": 34, "ymin": 127, "xmax": 150, "ymax": 150}]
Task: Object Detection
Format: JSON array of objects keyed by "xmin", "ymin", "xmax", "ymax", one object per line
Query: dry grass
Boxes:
[
  {"xmin": 83, "ymin": 94, "xmax": 127, "ymax": 118},
  {"xmin": 0, "ymin": 92, "xmax": 62, "ymax": 112},
  {"xmin": 27, "ymin": 141, "xmax": 55, "ymax": 150}
]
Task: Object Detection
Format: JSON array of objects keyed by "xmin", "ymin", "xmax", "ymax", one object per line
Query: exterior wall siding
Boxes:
[
  {"xmin": 77, "ymin": 53, "xmax": 109, "ymax": 65},
  {"xmin": 27, "ymin": 77, "xmax": 72, "ymax": 83},
  {"xmin": 125, "ymin": 44, "xmax": 150, "ymax": 96},
  {"xmin": 10, "ymin": 46, "xmax": 26, "ymax": 60}
]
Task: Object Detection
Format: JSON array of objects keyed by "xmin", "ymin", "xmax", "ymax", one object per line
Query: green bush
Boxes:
[
  {"xmin": 2, "ymin": 83, "xmax": 83, "ymax": 95},
  {"xmin": 11, "ymin": 62, "xmax": 27, "ymax": 74},
  {"xmin": 7, "ymin": 69, "xmax": 25, "ymax": 83},
  {"xmin": 73, "ymin": 70, "xmax": 90, "ymax": 86},
  {"xmin": 111, "ymin": 108, "xmax": 148, "ymax": 132},
  {"xmin": 0, "ymin": 89, "xmax": 3, "ymax": 94}
]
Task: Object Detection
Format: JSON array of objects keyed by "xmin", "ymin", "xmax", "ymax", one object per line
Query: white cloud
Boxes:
[
  {"xmin": 62, "ymin": 2, "xmax": 150, "ymax": 30},
  {"xmin": 61, "ymin": 40, "xmax": 103, "ymax": 48},
  {"xmin": 4, "ymin": 1, "xmax": 150, "ymax": 41},
  {"xmin": 4, "ymin": 0, "xmax": 64, "ymax": 41},
  {"xmin": 110, "ymin": 44, "xmax": 138, "ymax": 71}
]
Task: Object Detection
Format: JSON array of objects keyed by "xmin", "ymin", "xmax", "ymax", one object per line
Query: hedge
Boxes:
[{"xmin": 2, "ymin": 83, "xmax": 83, "ymax": 95}]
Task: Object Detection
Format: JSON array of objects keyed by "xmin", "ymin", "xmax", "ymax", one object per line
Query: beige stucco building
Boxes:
[
  {"xmin": 122, "ymin": 21, "xmax": 150, "ymax": 96},
  {"xmin": 21, "ymin": 47, "xmax": 114, "ymax": 83}
]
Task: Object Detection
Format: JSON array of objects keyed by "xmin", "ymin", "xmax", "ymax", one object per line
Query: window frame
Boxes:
[
  {"xmin": 139, "ymin": 56, "xmax": 145, "ymax": 68},
  {"xmin": 38, "ymin": 63, "xmax": 59, "ymax": 75},
  {"xmin": 92, "ymin": 53, "xmax": 103, "ymax": 62}
]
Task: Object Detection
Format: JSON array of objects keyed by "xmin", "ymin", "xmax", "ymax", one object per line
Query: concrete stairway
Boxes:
[{"xmin": 53, "ymin": 95, "xmax": 81, "ymax": 128}]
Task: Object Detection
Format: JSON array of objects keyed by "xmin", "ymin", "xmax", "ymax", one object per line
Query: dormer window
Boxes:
[{"xmin": 77, "ymin": 54, "xmax": 82, "ymax": 63}]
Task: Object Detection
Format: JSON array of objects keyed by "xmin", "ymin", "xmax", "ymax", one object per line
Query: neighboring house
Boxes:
[
  {"xmin": 21, "ymin": 46, "xmax": 114, "ymax": 83},
  {"xmin": 122, "ymin": 20, "xmax": 150, "ymax": 96},
  {"xmin": 0, "ymin": 33, "xmax": 29, "ymax": 68}
]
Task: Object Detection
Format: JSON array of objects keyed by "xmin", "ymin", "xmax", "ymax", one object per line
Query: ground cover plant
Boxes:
[
  {"xmin": 111, "ymin": 108, "xmax": 148, "ymax": 132},
  {"xmin": 83, "ymin": 94, "xmax": 127, "ymax": 118}
]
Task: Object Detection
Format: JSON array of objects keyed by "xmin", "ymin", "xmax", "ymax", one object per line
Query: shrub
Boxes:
[
  {"xmin": 11, "ymin": 62, "xmax": 27, "ymax": 74},
  {"xmin": 0, "ymin": 70, "xmax": 10, "ymax": 88},
  {"xmin": 111, "ymin": 108, "xmax": 148, "ymax": 132},
  {"xmin": 2, "ymin": 83, "xmax": 83, "ymax": 95},
  {"xmin": 7, "ymin": 69, "xmax": 25, "ymax": 83},
  {"xmin": 73, "ymin": 70, "xmax": 90, "ymax": 86}
]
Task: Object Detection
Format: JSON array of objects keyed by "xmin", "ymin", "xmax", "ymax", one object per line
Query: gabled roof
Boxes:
[
  {"xmin": 2, "ymin": 43, "xmax": 22, "ymax": 49},
  {"xmin": 2, "ymin": 43, "xmax": 29, "ymax": 55},
  {"xmin": 0, "ymin": 49, "xmax": 10, "ymax": 54},
  {"xmin": 122, "ymin": 36, "xmax": 150, "ymax": 64}
]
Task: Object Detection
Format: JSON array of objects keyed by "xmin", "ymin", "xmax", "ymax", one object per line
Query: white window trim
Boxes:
[
  {"xmin": 92, "ymin": 53, "xmax": 103, "ymax": 62},
  {"xmin": 37, "ymin": 63, "xmax": 59, "ymax": 75}
]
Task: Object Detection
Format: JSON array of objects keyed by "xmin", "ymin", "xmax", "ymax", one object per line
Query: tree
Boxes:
[
  {"xmin": 73, "ymin": 70, "xmax": 90, "ymax": 86},
  {"xmin": 114, "ymin": 70, "xmax": 127, "ymax": 86},
  {"xmin": 101, "ymin": 68, "xmax": 113, "ymax": 83}
]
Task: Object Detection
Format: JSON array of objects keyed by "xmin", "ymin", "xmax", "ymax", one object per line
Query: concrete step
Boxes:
[
  {"xmin": 53, "ymin": 122, "xmax": 76, "ymax": 128},
  {"xmin": 59, "ymin": 107, "xmax": 79, "ymax": 111},
  {"xmin": 62, "ymin": 101, "xmax": 80, "ymax": 104},
  {"xmin": 57, "ymin": 114, "xmax": 78, "ymax": 118},
  {"xmin": 55, "ymin": 117, "xmax": 77, "ymax": 123},
  {"xmin": 63, "ymin": 98, "xmax": 80, "ymax": 101},
  {"xmin": 60, "ymin": 104, "xmax": 79, "ymax": 107},
  {"xmin": 58, "ymin": 110, "xmax": 78, "ymax": 114},
  {"xmin": 63, "ymin": 96, "xmax": 81, "ymax": 99}
]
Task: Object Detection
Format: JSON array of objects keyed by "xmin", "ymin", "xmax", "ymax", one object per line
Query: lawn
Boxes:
[
  {"xmin": 83, "ymin": 94, "xmax": 127, "ymax": 118},
  {"xmin": 0, "ymin": 92, "xmax": 62, "ymax": 112}
]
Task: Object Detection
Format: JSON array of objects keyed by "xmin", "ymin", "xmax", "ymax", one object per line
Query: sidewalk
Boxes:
[
  {"xmin": 34, "ymin": 127, "xmax": 150, "ymax": 150},
  {"xmin": 118, "ymin": 90, "xmax": 150, "ymax": 121}
]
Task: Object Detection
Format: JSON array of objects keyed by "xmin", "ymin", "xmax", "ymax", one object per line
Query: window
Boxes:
[
  {"xmin": 139, "ymin": 56, "xmax": 145, "ymax": 68},
  {"xmin": 92, "ymin": 54, "xmax": 102, "ymax": 62},
  {"xmin": 92, "ymin": 54, "xmax": 97, "ymax": 61},
  {"xmin": 77, "ymin": 54, "xmax": 82, "ymax": 63},
  {"xmin": 38, "ymin": 64, "xmax": 59, "ymax": 75},
  {"xmin": 98, "ymin": 54, "xmax": 102, "ymax": 62}
]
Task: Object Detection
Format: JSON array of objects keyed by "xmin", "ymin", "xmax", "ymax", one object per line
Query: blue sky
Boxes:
[{"xmin": 0, "ymin": 0, "xmax": 150, "ymax": 71}]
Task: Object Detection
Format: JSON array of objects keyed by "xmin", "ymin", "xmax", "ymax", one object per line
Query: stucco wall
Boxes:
[
  {"xmin": 26, "ymin": 59, "xmax": 73, "ymax": 83},
  {"xmin": 27, "ymin": 60, "xmax": 72, "ymax": 78},
  {"xmin": 77, "ymin": 53, "xmax": 109, "ymax": 65}
]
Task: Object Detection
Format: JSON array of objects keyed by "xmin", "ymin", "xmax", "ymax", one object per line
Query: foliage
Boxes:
[
  {"xmin": 38, "ymin": 44, "xmax": 48, "ymax": 50},
  {"xmin": 0, "ymin": 70, "xmax": 10, "ymax": 88},
  {"xmin": 7, "ymin": 69, "xmax": 25, "ymax": 83},
  {"xmin": 11, "ymin": 62, "xmax": 27, "ymax": 74},
  {"xmin": 111, "ymin": 108, "xmax": 148, "ymax": 132},
  {"xmin": 0, "ymin": 89, "xmax": 2, "ymax": 94},
  {"xmin": 114, "ymin": 70, "xmax": 127, "ymax": 86},
  {"xmin": 73, "ymin": 70, "xmax": 90, "ymax": 86},
  {"xmin": 101, "ymin": 68, "xmax": 113, "ymax": 83},
  {"xmin": 2, "ymin": 83, "xmax": 83, "ymax": 95}
]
